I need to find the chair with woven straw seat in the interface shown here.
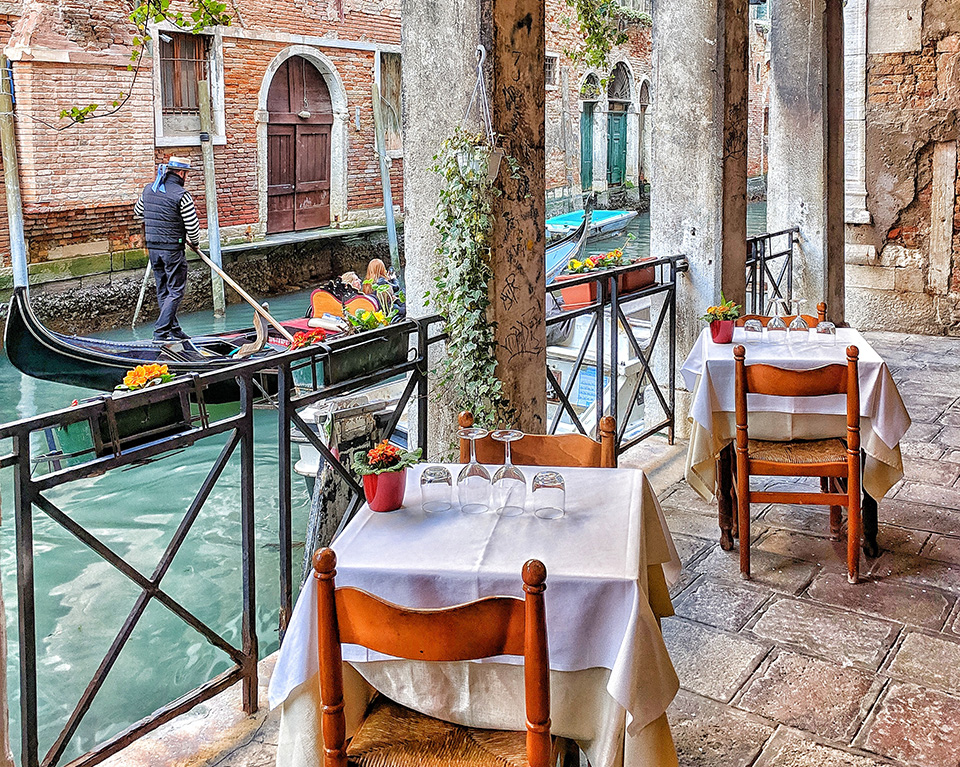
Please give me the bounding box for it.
[734,344,862,583]
[313,547,563,767]
[458,411,617,468]
[735,301,827,328]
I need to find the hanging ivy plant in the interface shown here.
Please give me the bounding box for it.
[561,0,629,72]
[425,128,519,429]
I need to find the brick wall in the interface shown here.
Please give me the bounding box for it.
[747,20,769,180]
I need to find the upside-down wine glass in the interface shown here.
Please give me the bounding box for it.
[457,428,491,514]
[533,470,566,519]
[420,465,453,513]
[787,298,810,343]
[766,299,789,342]
[491,430,526,516]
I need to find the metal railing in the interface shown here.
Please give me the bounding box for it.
[0,315,444,767]
[546,255,686,453]
[745,227,797,314]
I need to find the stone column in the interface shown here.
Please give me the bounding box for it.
[651,0,749,428]
[402,0,547,441]
[767,0,845,322]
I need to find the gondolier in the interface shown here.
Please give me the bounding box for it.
[134,156,201,342]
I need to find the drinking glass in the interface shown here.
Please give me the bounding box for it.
[457,428,491,514]
[533,470,565,519]
[491,430,526,516]
[787,298,809,343]
[744,319,764,344]
[420,465,453,513]
[766,299,789,341]
[815,321,837,345]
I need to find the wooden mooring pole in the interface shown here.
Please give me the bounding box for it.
[371,81,399,269]
[198,79,226,318]
[0,54,28,291]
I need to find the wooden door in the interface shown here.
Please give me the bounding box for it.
[267,57,333,233]
[607,111,627,187]
[580,104,594,191]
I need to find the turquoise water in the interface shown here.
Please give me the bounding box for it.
[0,289,316,762]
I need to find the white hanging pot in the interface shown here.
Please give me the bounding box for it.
[486,148,504,182]
[456,146,504,182]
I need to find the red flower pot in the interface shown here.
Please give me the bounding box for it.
[710,319,735,344]
[617,263,655,295]
[363,468,407,512]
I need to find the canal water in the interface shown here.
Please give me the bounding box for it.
[0,202,767,761]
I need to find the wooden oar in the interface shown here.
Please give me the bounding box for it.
[131,259,153,329]
[189,244,296,343]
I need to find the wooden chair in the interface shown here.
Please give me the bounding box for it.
[458,411,617,468]
[733,344,862,583]
[344,294,380,315]
[311,289,344,318]
[313,547,557,767]
[735,301,827,327]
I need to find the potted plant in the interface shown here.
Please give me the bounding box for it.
[701,294,742,344]
[554,248,656,310]
[352,439,422,512]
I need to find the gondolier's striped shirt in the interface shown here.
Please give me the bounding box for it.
[133,191,201,247]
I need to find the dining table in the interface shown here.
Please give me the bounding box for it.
[680,325,911,551]
[268,463,684,767]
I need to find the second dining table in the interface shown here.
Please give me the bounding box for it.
[268,463,683,767]
[680,325,911,551]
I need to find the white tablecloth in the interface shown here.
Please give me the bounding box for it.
[681,327,911,500]
[269,464,682,767]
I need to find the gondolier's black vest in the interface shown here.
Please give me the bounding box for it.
[141,174,187,250]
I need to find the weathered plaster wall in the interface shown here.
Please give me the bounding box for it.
[846,3,960,335]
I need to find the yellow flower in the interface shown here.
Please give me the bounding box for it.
[373,311,386,324]
[569,259,582,270]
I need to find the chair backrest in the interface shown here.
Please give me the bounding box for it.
[733,344,861,449]
[314,548,551,767]
[311,289,344,318]
[344,294,380,315]
[458,411,617,468]
[735,301,827,327]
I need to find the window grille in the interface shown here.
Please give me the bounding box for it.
[545,55,558,86]
[380,52,403,151]
[607,62,632,103]
[160,33,210,116]
[617,0,652,14]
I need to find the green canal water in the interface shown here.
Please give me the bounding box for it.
[0,202,767,761]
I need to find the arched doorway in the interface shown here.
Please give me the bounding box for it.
[580,74,600,191]
[267,56,333,233]
[606,63,632,187]
[638,80,650,185]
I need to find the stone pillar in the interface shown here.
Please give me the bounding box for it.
[768,0,845,322]
[651,0,749,425]
[402,0,547,441]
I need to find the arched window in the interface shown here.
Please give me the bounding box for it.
[607,63,632,104]
[639,80,650,107]
[580,74,601,102]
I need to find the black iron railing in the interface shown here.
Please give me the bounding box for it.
[745,227,797,314]
[546,255,686,453]
[0,315,444,767]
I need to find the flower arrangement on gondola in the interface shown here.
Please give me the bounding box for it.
[115,363,176,391]
[701,293,741,344]
[345,306,397,332]
[290,328,327,350]
[352,439,422,512]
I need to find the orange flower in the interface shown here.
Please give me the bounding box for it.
[367,439,402,469]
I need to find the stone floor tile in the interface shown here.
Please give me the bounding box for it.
[672,577,770,632]
[754,727,899,767]
[661,483,721,516]
[905,404,950,424]
[940,426,960,449]
[755,529,851,570]
[736,651,881,742]
[671,533,713,566]
[857,681,960,766]
[921,534,960,565]
[894,481,960,511]
[884,631,960,696]
[667,690,775,767]
[692,545,819,594]
[747,598,899,671]
[901,422,942,444]
[903,456,960,485]
[899,392,957,412]
[806,571,953,630]
[868,551,960,594]
[663,509,723,541]
[661,617,769,702]
[879,498,960,535]
[899,440,946,461]
[941,409,960,427]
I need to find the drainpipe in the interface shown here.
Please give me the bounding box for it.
[198,79,226,318]
[0,54,28,292]
[371,80,400,272]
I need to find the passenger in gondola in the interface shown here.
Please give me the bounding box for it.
[133,156,201,342]
[363,258,405,316]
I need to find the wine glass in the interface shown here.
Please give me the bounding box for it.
[533,470,565,519]
[491,430,526,516]
[787,298,809,343]
[457,428,491,514]
[420,465,453,513]
[766,299,788,341]
[816,321,837,345]
[744,319,764,344]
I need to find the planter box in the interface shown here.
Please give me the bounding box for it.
[91,390,193,457]
[322,325,411,386]
[555,261,656,310]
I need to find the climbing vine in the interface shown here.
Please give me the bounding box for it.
[561,0,629,72]
[425,129,518,429]
[55,0,231,128]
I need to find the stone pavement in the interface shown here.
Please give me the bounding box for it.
[142,330,960,767]
[660,330,960,767]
